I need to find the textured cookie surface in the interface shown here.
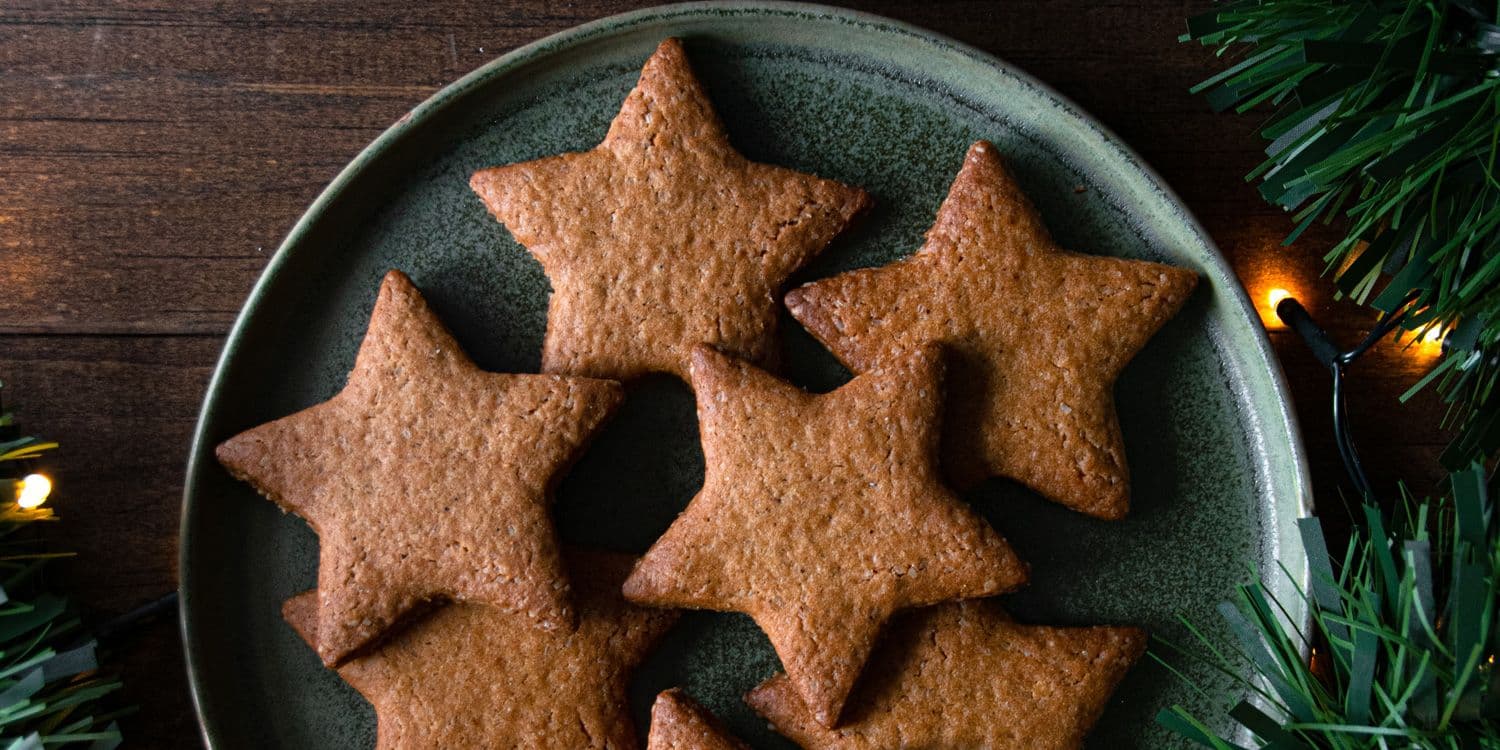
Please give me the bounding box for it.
[747,601,1146,750]
[646,689,750,750]
[283,550,678,750]
[622,344,1027,727]
[470,37,869,382]
[218,270,622,665]
[785,141,1197,519]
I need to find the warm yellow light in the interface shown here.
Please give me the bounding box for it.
[1409,324,1448,358]
[1267,288,1292,311]
[16,474,51,509]
[1260,287,1296,328]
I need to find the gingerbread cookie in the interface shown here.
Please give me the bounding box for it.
[282,550,677,750]
[785,141,1197,519]
[747,601,1146,749]
[218,270,622,665]
[470,38,869,382]
[646,689,749,750]
[623,344,1028,727]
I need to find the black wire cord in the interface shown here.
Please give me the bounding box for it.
[1275,294,1419,502]
[91,591,179,648]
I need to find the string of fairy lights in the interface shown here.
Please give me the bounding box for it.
[1255,281,1441,500]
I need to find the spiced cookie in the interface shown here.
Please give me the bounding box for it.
[786,141,1197,518]
[747,601,1146,749]
[470,38,869,382]
[646,689,749,750]
[623,344,1027,727]
[283,550,677,749]
[219,270,621,665]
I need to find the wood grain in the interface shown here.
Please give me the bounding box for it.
[0,1,1450,746]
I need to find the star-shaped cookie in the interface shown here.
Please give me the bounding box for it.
[747,601,1146,750]
[218,270,622,666]
[647,689,749,750]
[282,550,678,750]
[785,141,1197,519]
[623,344,1028,727]
[470,37,869,382]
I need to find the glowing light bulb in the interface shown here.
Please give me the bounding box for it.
[16,474,51,509]
[1267,288,1292,311]
[1408,325,1448,358]
[1261,287,1295,328]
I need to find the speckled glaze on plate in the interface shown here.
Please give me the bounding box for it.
[179,3,1311,747]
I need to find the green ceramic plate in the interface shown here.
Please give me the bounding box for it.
[179,3,1311,747]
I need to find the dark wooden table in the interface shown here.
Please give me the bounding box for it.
[0,1,1451,745]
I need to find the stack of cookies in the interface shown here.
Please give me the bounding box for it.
[218,37,1197,749]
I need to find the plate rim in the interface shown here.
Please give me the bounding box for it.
[178,2,1315,744]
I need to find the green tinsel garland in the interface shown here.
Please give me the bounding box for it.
[0,390,124,749]
[1156,463,1499,747]
[1184,0,1500,467]
[1165,1,1500,746]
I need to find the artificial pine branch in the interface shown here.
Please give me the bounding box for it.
[0,391,123,750]
[1184,0,1500,467]
[1155,463,1500,747]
